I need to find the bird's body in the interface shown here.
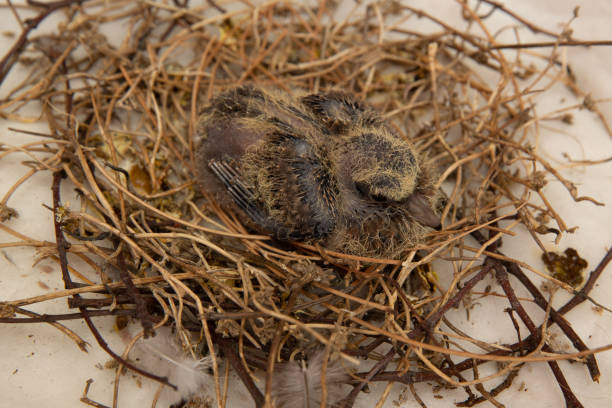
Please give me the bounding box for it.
[196,85,439,257]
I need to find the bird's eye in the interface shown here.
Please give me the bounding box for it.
[355,179,392,202]
[355,180,370,197]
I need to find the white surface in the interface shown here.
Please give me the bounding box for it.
[1,1,611,407]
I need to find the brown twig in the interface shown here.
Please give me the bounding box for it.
[217,336,265,407]
[495,263,584,408]
[0,0,86,84]
[52,171,177,390]
[490,40,612,49]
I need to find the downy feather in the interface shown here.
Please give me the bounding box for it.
[136,328,212,401]
[271,350,350,408]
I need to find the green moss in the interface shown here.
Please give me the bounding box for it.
[542,248,587,288]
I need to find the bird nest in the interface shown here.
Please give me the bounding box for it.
[1,1,611,407]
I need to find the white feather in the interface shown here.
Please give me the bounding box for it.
[135,328,212,400]
[271,350,350,408]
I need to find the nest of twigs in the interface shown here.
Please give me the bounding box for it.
[1,1,611,407]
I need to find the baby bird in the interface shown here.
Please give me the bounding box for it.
[196,85,439,258]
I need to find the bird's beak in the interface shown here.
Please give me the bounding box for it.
[406,193,441,229]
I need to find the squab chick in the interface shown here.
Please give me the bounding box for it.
[196,85,439,258]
